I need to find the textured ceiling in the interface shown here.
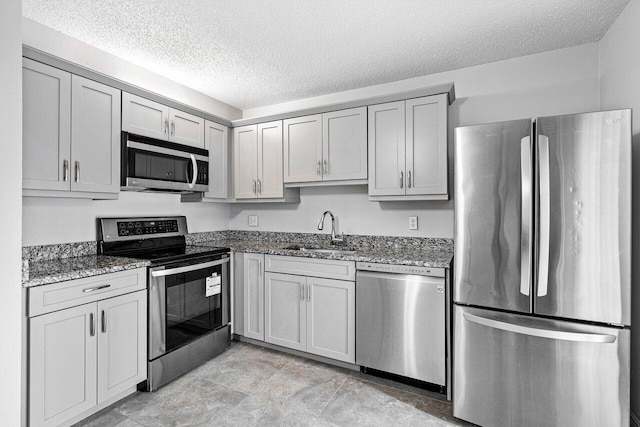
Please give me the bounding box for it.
[22,0,628,110]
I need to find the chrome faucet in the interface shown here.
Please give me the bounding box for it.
[317,211,344,245]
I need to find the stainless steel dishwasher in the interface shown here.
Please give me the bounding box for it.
[356,262,446,389]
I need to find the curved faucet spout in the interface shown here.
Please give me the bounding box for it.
[317,211,343,244]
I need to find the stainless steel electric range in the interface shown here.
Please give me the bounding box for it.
[97,216,230,391]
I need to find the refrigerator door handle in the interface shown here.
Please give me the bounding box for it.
[537,135,551,297]
[520,136,532,296]
[463,312,616,343]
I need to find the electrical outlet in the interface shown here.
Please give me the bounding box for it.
[248,215,259,227]
[409,216,418,230]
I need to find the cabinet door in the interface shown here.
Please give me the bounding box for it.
[122,92,169,140]
[22,58,71,191]
[169,108,205,149]
[322,107,367,181]
[405,94,448,196]
[203,120,229,199]
[29,303,97,427]
[264,272,307,352]
[233,125,258,199]
[70,75,121,194]
[368,101,406,196]
[97,291,147,404]
[283,114,323,183]
[243,253,265,341]
[306,278,355,363]
[257,120,284,198]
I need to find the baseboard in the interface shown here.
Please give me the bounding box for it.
[631,411,639,427]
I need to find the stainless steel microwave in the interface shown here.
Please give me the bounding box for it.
[121,132,209,193]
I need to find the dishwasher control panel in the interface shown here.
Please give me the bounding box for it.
[356,262,445,277]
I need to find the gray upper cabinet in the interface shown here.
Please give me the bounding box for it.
[122,92,205,149]
[202,120,230,200]
[71,75,121,194]
[283,108,367,184]
[22,58,120,198]
[368,94,448,200]
[322,107,367,181]
[233,121,284,199]
[23,58,71,192]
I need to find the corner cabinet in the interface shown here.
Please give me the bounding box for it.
[283,107,367,184]
[368,94,448,200]
[233,121,284,199]
[122,92,205,149]
[28,269,147,427]
[22,58,121,199]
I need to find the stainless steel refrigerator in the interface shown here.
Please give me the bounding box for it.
[453,110,631,427]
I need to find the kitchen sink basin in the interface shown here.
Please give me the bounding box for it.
[284,245,357,255]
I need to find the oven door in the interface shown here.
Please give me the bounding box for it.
[122,132,209,193]
[148,254,229,360]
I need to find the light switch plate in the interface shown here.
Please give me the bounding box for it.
[248,215,259,227]
[409,216,418,230]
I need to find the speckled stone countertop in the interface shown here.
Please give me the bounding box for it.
[187,231,453,268]
[22,242,150,288]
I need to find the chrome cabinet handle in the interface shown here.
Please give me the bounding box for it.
[253,180,257,194]
[317,160,322,175]
[257,179,262,194]
[307,284,311,301]
[89,313,95,337]
[63,160,69,182]
[537,135,551,297]
[164,118,169,135]
[83,284,111,293]
[323,159,328,175]
[171,121,175,136]
[75,161,80,183]
[400,171,404,189]
[408,170,412,188]
[101,310,107,333]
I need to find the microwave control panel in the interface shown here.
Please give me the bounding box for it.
[117,219,179,236]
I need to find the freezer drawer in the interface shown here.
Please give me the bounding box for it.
[356,271,445,386]
[453,305,629,427]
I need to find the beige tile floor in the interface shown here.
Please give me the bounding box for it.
[75,341,474,427]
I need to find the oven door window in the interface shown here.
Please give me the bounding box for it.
[164,264,223,353]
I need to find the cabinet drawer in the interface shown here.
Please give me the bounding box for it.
[265,255,355,281]
[29,268,147,317]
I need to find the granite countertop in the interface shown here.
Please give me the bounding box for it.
[189,238,453,268]
[23,255,150,288]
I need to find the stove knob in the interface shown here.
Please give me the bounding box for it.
[135,228,143,235]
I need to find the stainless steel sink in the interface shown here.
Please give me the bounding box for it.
[284,245,357,255]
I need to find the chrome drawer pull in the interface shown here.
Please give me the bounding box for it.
[83,284,111,293]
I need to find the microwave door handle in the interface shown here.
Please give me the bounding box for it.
[188,154,197,189]
[151,258,230,277]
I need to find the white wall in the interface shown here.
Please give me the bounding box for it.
[232,44,601,237]
[599,0,640,420]
[23,193,229,246]
[22,18,242,121]
[0,0,23,423]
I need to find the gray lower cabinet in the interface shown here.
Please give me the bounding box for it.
[28,270,147,427]
[22,58,121,199]
[242,253,265,341]
[264,272,355,363]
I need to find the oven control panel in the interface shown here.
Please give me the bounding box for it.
[117,219,179,236]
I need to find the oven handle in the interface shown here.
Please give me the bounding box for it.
[151,257,229,277]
